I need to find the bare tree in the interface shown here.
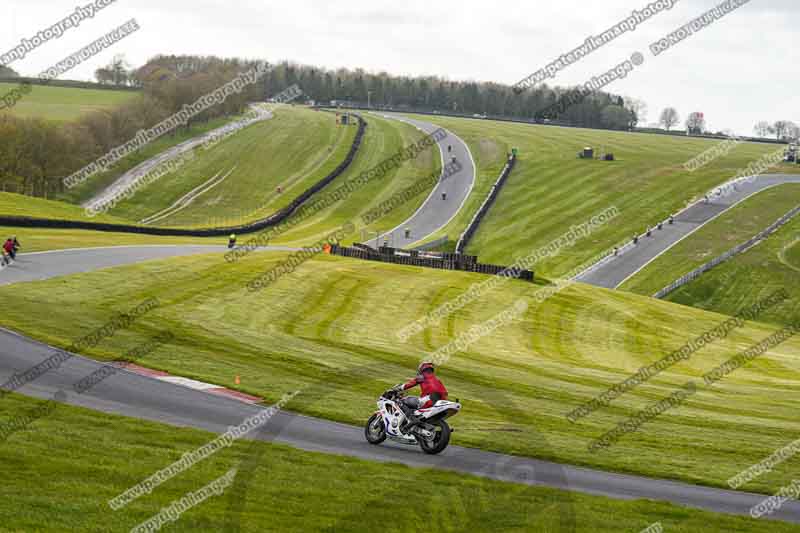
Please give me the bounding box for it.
[774,121,789,140]
[753,121,774,138]
[773,120,798,141]
[95,54,131,86]
[624,96,648,127]
[686,112,706,135]
[94,67,115,85]
[788,123,800,142]
[659,107,679,131]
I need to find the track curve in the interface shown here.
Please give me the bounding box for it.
[372,113,476,248]
[0,247,799,523]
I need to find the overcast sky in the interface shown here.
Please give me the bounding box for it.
[2,0,797,135]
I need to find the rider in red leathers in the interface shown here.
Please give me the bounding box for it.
[393,362,448,417]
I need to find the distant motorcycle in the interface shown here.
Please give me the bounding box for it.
[364,389,461,455]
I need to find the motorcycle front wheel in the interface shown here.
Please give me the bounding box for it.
[418,420,451,455]
[365,414,387,445]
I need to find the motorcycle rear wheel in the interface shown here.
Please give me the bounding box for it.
[418,420,451,455]
[365,414,387,444]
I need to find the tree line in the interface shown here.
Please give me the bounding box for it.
[2,54,644,199]
[262,60,641,129]
[0,55,262,198]
[657,107,798,142]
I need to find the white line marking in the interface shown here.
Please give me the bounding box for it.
[373,113,477,247]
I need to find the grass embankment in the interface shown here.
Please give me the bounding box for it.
[657,212,800,328]
[58,115,244,207]
[0,192,130,224]
[0,82,138,122]
[107,106,354,226]
[266,111,441,247]
[2,109,441,249]
[401,114,800,277]
[1,252,799,497]
[621,183,800,298]
[1,394,790,532]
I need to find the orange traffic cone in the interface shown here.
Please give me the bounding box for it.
[235,375,241,385]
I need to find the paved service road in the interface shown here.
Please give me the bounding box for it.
[371,113,476,249]
[576,174,800,289]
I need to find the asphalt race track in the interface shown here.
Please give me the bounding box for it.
[576,174,800,289]
[372,113,476,249]
[1,247,799,523]
[0,245,297,287]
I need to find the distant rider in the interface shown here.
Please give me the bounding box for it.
[228,234,237,249]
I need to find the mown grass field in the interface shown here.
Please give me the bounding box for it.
[0,192,130,225]
[59,114,243,207]
[107,106,356,226]
[266,111,441,247]
[621,183,800,298]
[0,109,441,250]
[6,108,441,249]
[1,394,790,533]
[401,114,800,277]
[660,212,800,328]
[2,252,800,498]
[0,82,138,122]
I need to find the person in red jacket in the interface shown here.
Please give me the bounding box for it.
[3,238,14,262]
[393,362,448,416]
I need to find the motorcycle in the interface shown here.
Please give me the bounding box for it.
[364,389,461,455]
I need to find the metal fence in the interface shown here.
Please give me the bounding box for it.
[330,244,534,281]
[654,204,800,299]
[455,154,517,254]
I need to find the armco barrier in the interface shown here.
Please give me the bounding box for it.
[330,244,533,281]
[455,154,517,254]
[0,114,366,238]
[654,204,800,299]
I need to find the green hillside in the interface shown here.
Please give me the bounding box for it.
[403,114,800,277]
[0,82,138,122]
[0,192,129,224]
[59,114,248,207]
[2,251,799,497]
[622,183,800,298]
[106,106,357,226]
[662,213,800,328]
[1,393,788,532]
